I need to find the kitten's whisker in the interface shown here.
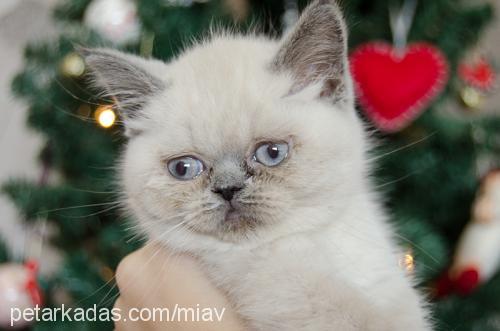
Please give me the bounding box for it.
[54,78,103,106]
[367,133,436,163]
[70,187,124,194]
[87,165,119,170]
[124,210,194,243]
[132,243,188,308]
[77,275,117,307]
[48,99,103,123]
[111,235,196,306]
[99,290,121,308]
[374,169,423,189]
[392,233,440,265]
[124,232,146,245]
[62,204,121,218]
[36,201,121,215]
[105,241,166,302]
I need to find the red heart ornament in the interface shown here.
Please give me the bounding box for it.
[350,42,449,132]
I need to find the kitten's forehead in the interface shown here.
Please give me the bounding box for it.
[149,37,294,156]
[172,36,280,87]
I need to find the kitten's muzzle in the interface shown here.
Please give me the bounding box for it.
[213,186,243,201]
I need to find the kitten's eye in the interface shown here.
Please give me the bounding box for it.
[254,142,289,167]
[167,157,204,180]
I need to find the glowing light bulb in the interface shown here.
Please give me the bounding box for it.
[399,250,415,273]
[60,53,86,77]
[95,105,116,128]
[404,253,414,272]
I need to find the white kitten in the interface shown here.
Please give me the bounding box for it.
[83,0,430,329]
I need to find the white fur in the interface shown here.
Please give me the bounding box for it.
[117,33,431,330]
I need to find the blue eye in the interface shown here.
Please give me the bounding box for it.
[167,156,204,180]
[254,142,289,167]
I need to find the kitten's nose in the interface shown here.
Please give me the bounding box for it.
[213,186,242,201]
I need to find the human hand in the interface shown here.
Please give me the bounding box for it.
[113,243,245,331]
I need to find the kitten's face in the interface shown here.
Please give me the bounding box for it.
[85,0,367,244]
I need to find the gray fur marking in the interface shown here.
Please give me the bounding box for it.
[273,0,349,101]
[80,48,165,119]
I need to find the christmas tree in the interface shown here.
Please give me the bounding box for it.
[2,0,499,330]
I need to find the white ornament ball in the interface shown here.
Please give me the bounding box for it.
[0,264,38,329]
[84,0,141,46]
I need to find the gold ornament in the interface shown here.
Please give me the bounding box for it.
[460,86,484,110]
[60,52,86,78]
[94,105,117,129]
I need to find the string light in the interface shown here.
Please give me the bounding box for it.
[94,105,117,129]
[60,52,86,78]
[399,250,415,273]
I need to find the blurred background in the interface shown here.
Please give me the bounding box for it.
[0,0,499,330]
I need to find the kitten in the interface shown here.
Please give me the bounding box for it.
[83,0,430,329]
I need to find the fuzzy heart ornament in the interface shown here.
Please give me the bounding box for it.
[350,42,449,132]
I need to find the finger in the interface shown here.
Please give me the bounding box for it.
[114,295,174,331]
[113,298,135,331]
[115,243,245,330]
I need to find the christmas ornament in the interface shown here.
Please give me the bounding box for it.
[84,0,141,46]
[460,86,484,110]
[60,52,86,78]
[95,105,117,129]
[436,170,500,296]
[350,0,449,132]
[0,260,42,328]
[458,57,496,110]
[350,43,448,132]
[459,57,496,91]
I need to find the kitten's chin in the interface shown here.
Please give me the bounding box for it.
[182,204,266,243]
[218,206,263,239]
[224,207,241,223]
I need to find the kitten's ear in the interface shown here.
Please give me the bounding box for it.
[273,0,352,104]
[79,48,166,134]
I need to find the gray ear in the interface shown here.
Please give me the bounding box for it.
[273,0,351,104]
[80,48,165,124]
